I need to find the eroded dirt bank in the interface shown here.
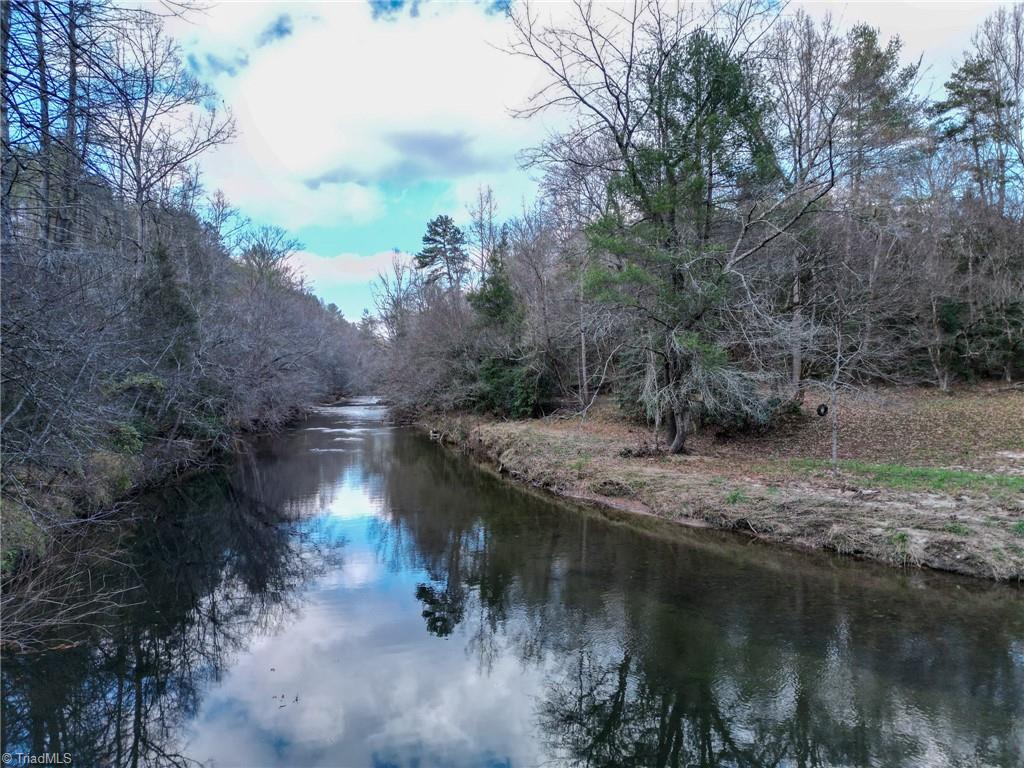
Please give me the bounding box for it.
[420,393,1024,581]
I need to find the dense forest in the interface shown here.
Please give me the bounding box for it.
[1,1,375,566]
[374,2,1023,454]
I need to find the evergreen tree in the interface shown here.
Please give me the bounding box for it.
[415,215,469,290]
[468,231,541,419]
[840,24,921,200]
[585,34,780,452]
[140,244,198,369]
[468,232,520,332]
[933,56,1012,209]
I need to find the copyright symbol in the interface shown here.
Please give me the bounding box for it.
[2,753,12,765]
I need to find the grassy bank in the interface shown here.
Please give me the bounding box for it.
[424,387,1024,581]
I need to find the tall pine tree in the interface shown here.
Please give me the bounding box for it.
[415,215,469,291]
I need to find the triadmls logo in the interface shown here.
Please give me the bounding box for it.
[2,754,74,766]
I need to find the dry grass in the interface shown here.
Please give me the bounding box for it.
[428,385,1024,581]
[700,384,1024,469]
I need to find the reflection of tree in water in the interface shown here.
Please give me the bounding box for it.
[1,440,344,767]
[374,431,1024,768]
[415,582,464,637]
[537,638,883,767]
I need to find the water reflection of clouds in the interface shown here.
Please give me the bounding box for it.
[184,427,544,766]
[325,477,384,521]
[283,463,384,522]
[305,427,374,434]
[182,549,546,766]
[316,549,380,590]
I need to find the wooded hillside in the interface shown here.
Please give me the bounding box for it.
[1,1,374,567]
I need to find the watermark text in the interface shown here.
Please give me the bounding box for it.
[2,754,73,766]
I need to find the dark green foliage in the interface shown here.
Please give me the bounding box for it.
[415,215,469,289]
[177,404,229,442]
[843,24,921,160]
[465,237,543,419]
[973,300,1024,379]
[576,31,785,451]
[140,244,199,367]
[931,54,1015,212]
[919,296,1024,382]
[933,56,1009,146]
[624,31,777,240]
[475,356,540,419]
[706,395,796,436]
[109,422,144,454]
[468,241,522,332]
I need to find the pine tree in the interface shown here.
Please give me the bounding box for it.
[584,34,780,453]
[933,56,1011,209]
[841,24,921,201]
[414,215,469,290]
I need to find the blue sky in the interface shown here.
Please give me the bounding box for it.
[171,0,999,320]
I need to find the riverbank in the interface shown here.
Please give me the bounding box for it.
[0,401,326,577]
[422,387,1024,581]
[3,439,205,574]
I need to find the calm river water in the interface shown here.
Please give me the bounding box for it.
[2,401,1022,767]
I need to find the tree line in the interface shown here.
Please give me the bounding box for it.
[1,1,373,563]
[374,1,1024,455]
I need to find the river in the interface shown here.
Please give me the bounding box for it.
[1,401,1022,767]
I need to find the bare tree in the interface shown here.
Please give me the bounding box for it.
[94,10,234,256]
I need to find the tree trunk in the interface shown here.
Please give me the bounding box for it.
[829,382,839,475]
[1,0,13,238]
[667,399,689,454]
[791,315,804,402]
[929,297,951,391]
[59,0,79,245]
[790,259,804,402]
[578,280,588,406]
[703,153,713,244]
[33,0,52,244]
[138,204,145,255]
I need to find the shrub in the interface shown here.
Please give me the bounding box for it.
[475,356,541,419]
[109,422,144,454]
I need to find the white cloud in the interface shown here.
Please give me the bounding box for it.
[286,249,414,317]
[169,2,553,232]
[175,1,997,229]
[289,249,409,286]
